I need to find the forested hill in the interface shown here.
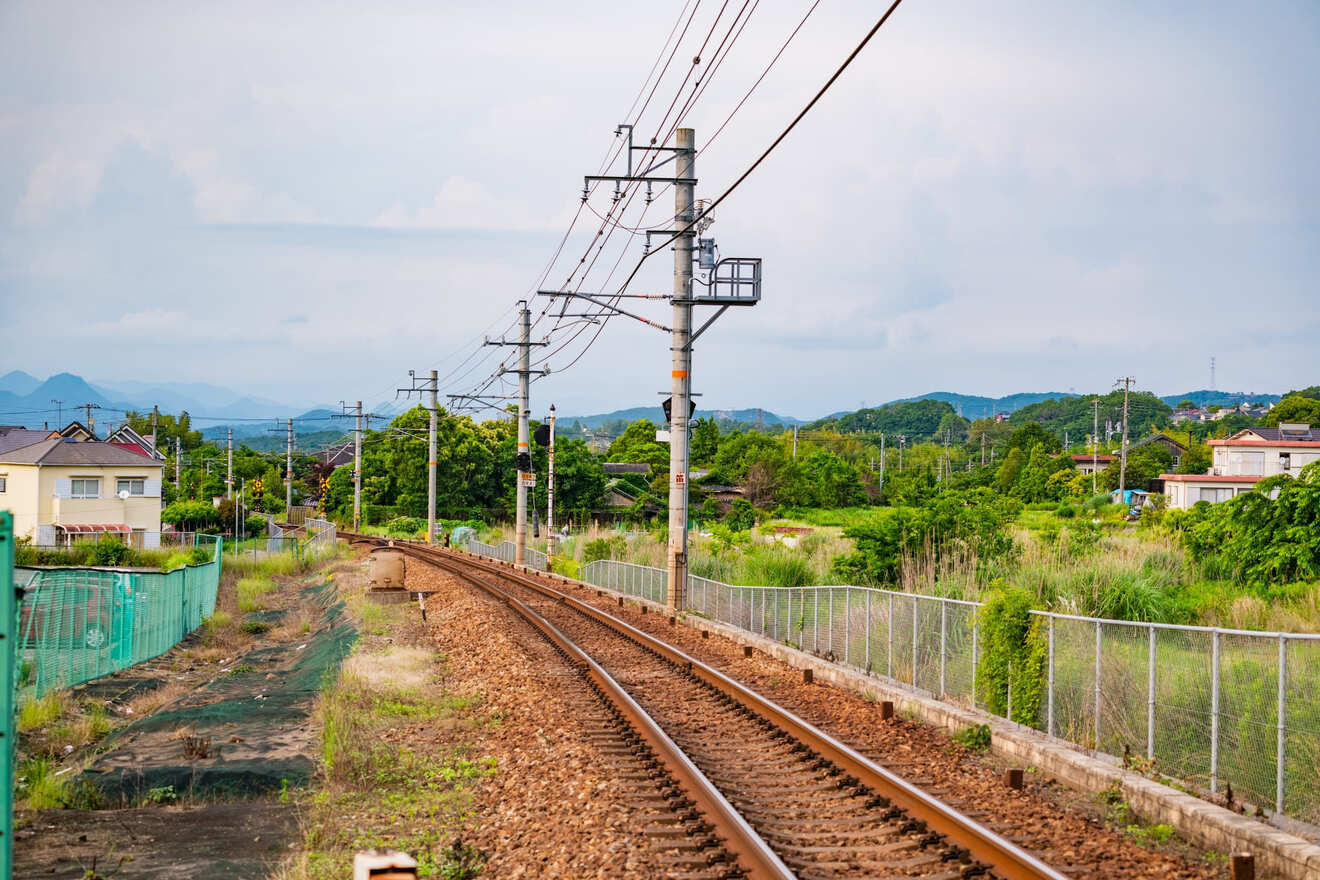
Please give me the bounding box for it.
[1007,391,1171,438]
[805,398,965,441]
[883,390,1074,419]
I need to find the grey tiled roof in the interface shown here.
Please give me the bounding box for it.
[0,438,164,466]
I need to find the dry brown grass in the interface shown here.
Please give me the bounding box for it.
[123,680,193,717]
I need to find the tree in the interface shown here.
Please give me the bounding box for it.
[691,417,721,466]
[798,449,865,507]
[1176,443,1211,475]
[1103,443,1173,492]
[606,420,669,470]
[1176,399,1196,410]
[996,447,1025,493]
[1263,395,1320,428]
[1005,422,1061,456]
[711,430,786,483]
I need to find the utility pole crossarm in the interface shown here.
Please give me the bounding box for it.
[536,290,671,331]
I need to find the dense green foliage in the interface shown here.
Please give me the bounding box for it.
[831,489,1021,585]
[1170,462,1320,584]
[1009,390,1172,441]
[807,398,965,441]
[1263,395,1320,427]
[974,587,1047,724]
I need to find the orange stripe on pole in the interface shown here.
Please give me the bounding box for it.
[672,370,689,378]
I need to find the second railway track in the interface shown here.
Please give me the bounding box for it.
[346,534,1070,880]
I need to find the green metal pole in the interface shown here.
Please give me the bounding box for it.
[1,512,15,878]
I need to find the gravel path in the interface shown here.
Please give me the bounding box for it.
[404,561,677,878]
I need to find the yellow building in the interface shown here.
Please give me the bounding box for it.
[0,435,165,547]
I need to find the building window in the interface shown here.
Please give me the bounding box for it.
[70,478,100,498]
[1279,453,1291,472]
[0,475,6,493]
[117,478,146,496]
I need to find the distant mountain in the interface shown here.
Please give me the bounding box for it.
[0,370,41,396]
[884,391,1076,420]
[558,405,806,432]
[1159,390,1282,409]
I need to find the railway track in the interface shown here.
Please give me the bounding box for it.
[345,534,1070,880]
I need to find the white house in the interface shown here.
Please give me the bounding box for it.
[1160,423,1319,510]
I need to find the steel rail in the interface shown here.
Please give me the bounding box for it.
[348,534,1068,880]
[345,533,793,880]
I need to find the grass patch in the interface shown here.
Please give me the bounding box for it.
[237,576,277,612]
[278,637,492,879]
[952,723,991,750]
[18,693,68,732]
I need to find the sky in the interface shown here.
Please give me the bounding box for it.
[1,0,1317,420]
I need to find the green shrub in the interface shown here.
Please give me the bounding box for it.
[550,556,581,580]
[88,535,133,566]
[953,723,991,750]
[1098,575,1175,622]
[975,586,1047,724]
[1055,504,1076,519]
[582,536,626,564]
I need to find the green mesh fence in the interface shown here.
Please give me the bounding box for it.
[18,535,222,698]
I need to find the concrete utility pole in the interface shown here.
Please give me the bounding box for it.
[79,402,101,436]
[51,399,63,426]
[175,437,182,492]
[1092,398,1100,495]
[354,402,362,531]
[150,405,159,456]
[540,124,759,608]
[792,425,798,459]
[427,370,438,543]
[285,419,294,513]
[515,307,531,566]
[666,127,696,611]
[226,428,234,499]
[1116,378,1134,496]
[398,371,441,542]
[878,432,886,499]
[546,405,556,569]
[484,302,547,567]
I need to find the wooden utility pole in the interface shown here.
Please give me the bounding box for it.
[226,428,234,499]
[1116,378,1135,496]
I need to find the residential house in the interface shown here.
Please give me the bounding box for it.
[0,432,165,546]
[107,424,167,461]
[1159,423,1320,510]
[1070,453,1114,476]
[319,442,355,469]
[1135,433,1188,468]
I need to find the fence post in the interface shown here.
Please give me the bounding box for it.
[1007,659,1013,722]
[1094,620,1102,750]
[1211,629,1221,793]
[1276,634,1286,814]
[1147,624,1156,760]
[814,591,820,653]
[1,512,15,880]
[939,600,947,698]
[843,589,850,663]
[911,595,919,689]
[865,590,872,672]
[828,589,834,658]
[1047,615,1055,737]
[972,616,979,707]
[887,592,894,678]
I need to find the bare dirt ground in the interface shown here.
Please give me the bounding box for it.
[14,558,355,880]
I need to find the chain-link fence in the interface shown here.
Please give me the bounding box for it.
[469,539,545,570]
[17,535,224,698]
[567,557,1320,824]
[302,518,337,559]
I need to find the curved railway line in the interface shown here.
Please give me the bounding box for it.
[345,533,1074,880]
